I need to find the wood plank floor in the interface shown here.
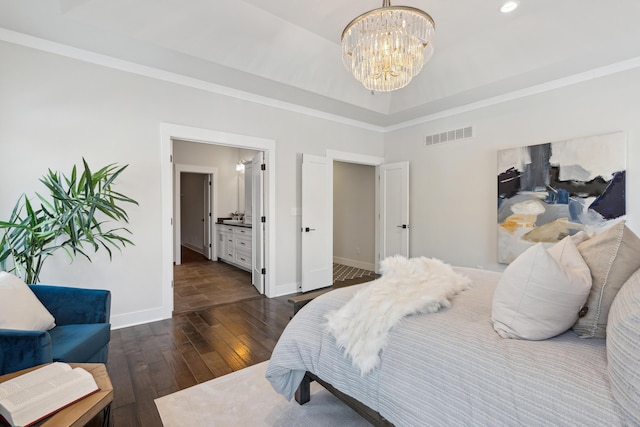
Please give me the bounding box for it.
[105,248,376,426]
[173,247,261,313]
[107,294,292,426]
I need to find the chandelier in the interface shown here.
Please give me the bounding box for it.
[341,0,435,92]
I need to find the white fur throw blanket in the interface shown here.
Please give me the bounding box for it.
[325,256,471,375]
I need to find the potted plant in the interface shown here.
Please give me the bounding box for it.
[0,159,138,284]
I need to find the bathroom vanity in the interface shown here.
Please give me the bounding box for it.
[217,223,252,272]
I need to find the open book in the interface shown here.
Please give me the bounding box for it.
[0,362,99,427]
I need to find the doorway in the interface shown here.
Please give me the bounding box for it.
[160,123,276,319]
[175,170,214,263]
[333,161,376,284]
[172,142,264,312]
[300,149,409,293]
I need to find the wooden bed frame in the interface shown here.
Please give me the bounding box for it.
[295,371,395,427]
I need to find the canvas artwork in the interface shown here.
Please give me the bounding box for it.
[497,132,626,264]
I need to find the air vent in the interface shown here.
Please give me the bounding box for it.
[425,126,473,146]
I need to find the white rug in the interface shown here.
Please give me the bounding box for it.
[154,361,371,427]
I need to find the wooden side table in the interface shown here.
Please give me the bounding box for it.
[0,363,113,427]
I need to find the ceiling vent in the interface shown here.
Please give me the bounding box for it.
[425,126,473,146]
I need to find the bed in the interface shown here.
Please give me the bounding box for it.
[265,263,640,426]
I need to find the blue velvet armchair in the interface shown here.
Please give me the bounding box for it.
[0,284,111,375]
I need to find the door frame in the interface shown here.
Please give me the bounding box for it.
[160,123,276,319]
[173,165,217,265]
[325,150,385,273]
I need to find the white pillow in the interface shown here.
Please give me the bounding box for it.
[0,272,56,331]
[492,237,592,340]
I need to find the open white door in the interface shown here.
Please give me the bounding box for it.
[301,154,333,292]
[251,152,265,294]
[378,161,410,268]
[204,174,213,260]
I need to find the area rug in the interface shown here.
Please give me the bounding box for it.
[333,263,375,283]
[154,361,370,427]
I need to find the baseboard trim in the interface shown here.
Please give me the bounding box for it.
[182,242,205,255]
[111,307,167,330]
[333,257,375,272]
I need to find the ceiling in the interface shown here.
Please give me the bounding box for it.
[2,0,640,128]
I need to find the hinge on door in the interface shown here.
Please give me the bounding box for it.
[261,268,266,275]
[261,163,266,171]
[261,216,266,223]
[170,154,173,163]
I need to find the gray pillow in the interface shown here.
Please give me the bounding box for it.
[607,268,640,424]
[574,221,640,338]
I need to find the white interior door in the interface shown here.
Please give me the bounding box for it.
[251,152,265,294]
[301,154,333,292]
[378,161,410,267]
[204,174,213,260]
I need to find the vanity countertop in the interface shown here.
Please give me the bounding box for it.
[216,221,252,229]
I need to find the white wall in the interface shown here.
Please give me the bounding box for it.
[174,140,257,218]
[0,41,384,328]
[384,66,640,272]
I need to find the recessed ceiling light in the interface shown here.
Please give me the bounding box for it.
[500,1,519,13]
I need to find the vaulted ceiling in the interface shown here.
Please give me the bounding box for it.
[2,1,640,128]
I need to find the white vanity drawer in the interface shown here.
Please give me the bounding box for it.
[234,248,252,270]
[233,227,252,237]
[234,235,251,251]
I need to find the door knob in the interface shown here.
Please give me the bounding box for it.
[396,224,409,229]
[302,227,317,232]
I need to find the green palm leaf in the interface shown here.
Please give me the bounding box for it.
[0,158,138,283]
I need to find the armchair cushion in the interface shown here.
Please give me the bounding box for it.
[0,272,56,331]
[49,323,110,363]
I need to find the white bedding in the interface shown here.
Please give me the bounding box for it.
[266,267,628,426]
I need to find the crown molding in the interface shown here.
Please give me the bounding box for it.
[3,27,640,134]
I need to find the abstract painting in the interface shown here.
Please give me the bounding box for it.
[497,132,626,263]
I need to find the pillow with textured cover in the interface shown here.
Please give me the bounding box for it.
[607,268,640,425]
[0,271,56,331]
[574,221,640,338]
[492,236,592,340]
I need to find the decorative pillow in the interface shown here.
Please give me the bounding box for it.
[607,268,640,424]
[492,237,592,340]
[569,230,592,246]
[0,272,56,331]
[574,221,640,338]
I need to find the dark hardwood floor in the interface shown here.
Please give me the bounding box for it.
[173,247,261,313]
[107,294,292,426]
[105,248,376,426]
